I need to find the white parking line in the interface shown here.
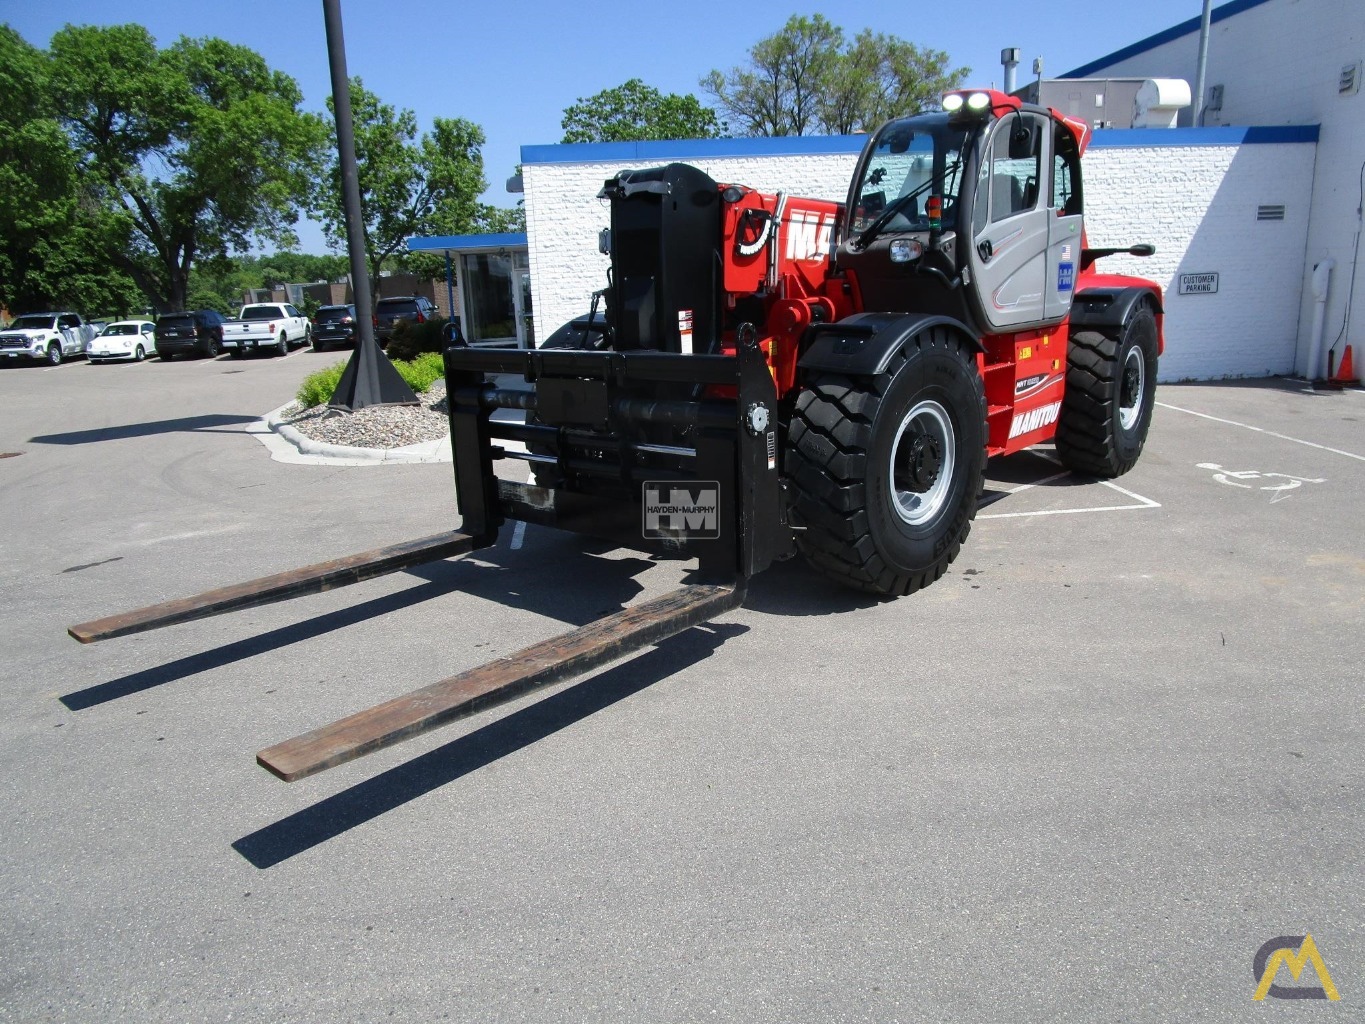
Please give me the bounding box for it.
[978,450,1161,519]
[1156,401,1365,463]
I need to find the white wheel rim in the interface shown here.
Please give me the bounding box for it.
[1120,346,1145,431]
[889,399,956,526]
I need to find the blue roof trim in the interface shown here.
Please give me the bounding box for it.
[407,232,527,252]
[521,134,868,165]
[1064,0,1277,78]
[1090,124,1318,148]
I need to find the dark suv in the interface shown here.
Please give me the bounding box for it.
[156,309,228,360]
[311,304,358,350]
[374,295,437,347]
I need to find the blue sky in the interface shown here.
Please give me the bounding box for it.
[4,0,1212,253]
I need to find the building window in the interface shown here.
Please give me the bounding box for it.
[460,253,516,342]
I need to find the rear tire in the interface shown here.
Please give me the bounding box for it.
[787,326,986,597]
[276,333,288,357]
[1055,304,1158,478]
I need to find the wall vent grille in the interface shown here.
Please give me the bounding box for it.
[1342,62,1361,96]
[1257,205,1287,221]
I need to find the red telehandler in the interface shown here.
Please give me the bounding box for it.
[70,89,1163,781]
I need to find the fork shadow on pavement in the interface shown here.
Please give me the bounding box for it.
[60,532,654,712]
[232,622,745,869]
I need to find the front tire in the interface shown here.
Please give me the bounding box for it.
[134,344,145,362]
[46,344,62,366]
[1055,304,1158,478]
[787,327,986,597]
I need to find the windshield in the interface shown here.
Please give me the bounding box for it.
[851,118,970,238]
[101,324,140,336]
[9,315,57,330]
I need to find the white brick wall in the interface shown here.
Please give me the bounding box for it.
[1065,0,1364,376]
[1083,140,1315,379]
[523,133,1315,382]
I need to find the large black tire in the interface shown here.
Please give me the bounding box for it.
[275,333,288,357]
[1055,303,1158,478]
[787,327,986,597]
[45,343,62,366]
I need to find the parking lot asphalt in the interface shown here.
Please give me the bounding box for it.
[1,350,1362,1022]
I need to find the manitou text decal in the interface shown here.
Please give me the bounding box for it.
[784,211,835,262]
[1008,400,1061,439]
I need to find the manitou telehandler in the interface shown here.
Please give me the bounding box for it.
[70,89,1163,782]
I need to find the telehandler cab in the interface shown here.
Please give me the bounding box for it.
[70,89,1162,781]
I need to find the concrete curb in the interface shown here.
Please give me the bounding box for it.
[254,404,453,466]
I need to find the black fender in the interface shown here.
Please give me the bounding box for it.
[797,312,982,378]
[1069,286,1162,332]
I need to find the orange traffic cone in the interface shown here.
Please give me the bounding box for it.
[1329,344,1359,385]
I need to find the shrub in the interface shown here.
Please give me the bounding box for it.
[295,352,445,408]
[392,350,445,394]
[386,317,449,361]
[296,360,348,408]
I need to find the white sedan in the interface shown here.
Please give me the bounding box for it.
[87,320,158,363]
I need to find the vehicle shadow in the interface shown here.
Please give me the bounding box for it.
[231,622,744,869]
[60,534,654,712]
[30,414,260,445]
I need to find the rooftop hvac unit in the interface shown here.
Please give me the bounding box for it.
[1132,78,1192,128]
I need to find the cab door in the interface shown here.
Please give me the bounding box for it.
[1045,120,1085,321]
[967,112,1053,331]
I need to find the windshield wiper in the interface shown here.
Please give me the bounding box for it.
[854,159,961,250]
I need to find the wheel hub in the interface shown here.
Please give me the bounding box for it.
[1119,346,1146,431]
[1121,365,1141,407]
[898,432,943,492]
[889,399,956,527]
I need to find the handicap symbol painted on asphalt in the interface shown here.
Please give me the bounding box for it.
[1196,463,1326,502]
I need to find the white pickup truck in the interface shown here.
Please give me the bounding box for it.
[221,302,311,357]
[0,312,98,365]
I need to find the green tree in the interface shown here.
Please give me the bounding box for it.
[702,15,842,136]
[820,31,968,134]
[561,78,722,143]
[316,79,491,298]
[46,24,325,312]
[703,16,969,136]
[0,27,141,313]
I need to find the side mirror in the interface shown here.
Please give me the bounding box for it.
[1129,243,1156,257]
[1007,115,1038,161]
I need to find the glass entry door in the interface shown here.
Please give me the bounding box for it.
[515,270,534,348]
